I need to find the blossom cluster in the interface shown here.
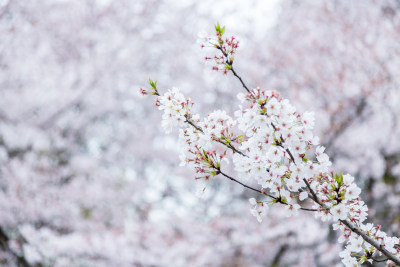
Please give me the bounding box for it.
[145,26,400,266]
[198,23,240,74]
[156,87,193,134]
[337,223,400,266]
[233,87,399,265]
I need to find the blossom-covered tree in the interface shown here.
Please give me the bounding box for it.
[1,0,400,266]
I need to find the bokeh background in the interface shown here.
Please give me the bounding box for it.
[1,0,399,266]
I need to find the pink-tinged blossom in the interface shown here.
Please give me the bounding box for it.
[289,163,306,180]
[289,140,306,156]
[301,111,315,130]
[330,204,349,221]
[266,97,281,116]
[343,174,355,185]
[339,249,358,267]
[314,206,332,222]
[249,198,269,223]
[266,146,284,163]
[345,184,361,200]
[315,146,332,170]
[285,177,304,192]
[347,236,363,253]
[315,146,325,157]
[285,204,300,217]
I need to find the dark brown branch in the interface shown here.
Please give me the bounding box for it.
[297,206,319,212]
[218,170,317,212]
[271,123,296,164]
[218,170,269,196]
[230,66,252,95]
[216,46,253,96]
[275,142,296,164]
[371,256,388,262]
[218,140,247,157]
[184,117,203,132]
[285,148,296,164]
[303,178,322,206]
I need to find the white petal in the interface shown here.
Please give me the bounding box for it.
[299,191,308,201]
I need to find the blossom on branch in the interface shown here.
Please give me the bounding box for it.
[143,25,400,267]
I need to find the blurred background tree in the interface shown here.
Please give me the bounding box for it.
[0,0,399,266]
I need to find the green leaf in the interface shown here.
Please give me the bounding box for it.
[202,149,208,159]
[214,22,225,36]
[334,174,339,183]
[333,172,343,188]
[215,22,220,32]
[148,78,157,89]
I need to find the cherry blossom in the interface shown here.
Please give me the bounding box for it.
[144,23,400,266]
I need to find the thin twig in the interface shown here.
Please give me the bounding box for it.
[271,122,296,163]
[216,46,253,97]
[303,178,322,206]
[218,141,247,157]
[219,170,268,196]
[218,170,317,212]
[230,67,252,95]
[184,117,203,132]
[371,256,389,263]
